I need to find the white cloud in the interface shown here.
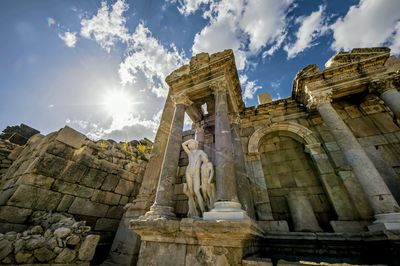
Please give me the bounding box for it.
[80,0,129,52]
[119,23,188,97]
[58,31,77,48]
[239,74,261,100]
[240,0,293,54]
[170,0,212,16]
[284,5,327,59]
[187,0,294,99]
[330,0,400,53]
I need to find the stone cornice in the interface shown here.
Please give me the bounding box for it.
[165,50,245,113]
[293,51,391,105]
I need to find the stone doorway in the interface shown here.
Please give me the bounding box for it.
[259,134,336,232]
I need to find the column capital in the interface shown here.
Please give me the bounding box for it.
[171,94,193,106]
[369,75,400,95]
[305,89,332,110]
[209,79,228,94]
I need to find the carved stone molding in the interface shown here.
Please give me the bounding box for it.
[369,74,400,95]
[171,94,193,106]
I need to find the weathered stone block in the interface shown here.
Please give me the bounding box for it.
[68,198,108,217]
[16,173,55,189]
[59,162,89,183]
[80,168,107,189]
[101,174,120,191]
[56,126,87,149]
[91,190,121,205]
[370,112,399,133]
[106,206,124,219]
[95,218,120,231]
[35,189,62,211]
[0,187,16,205]
[0,206,32,223]
[7,185,38,209]
[46,140,74,160]
[57,194,75,212]
[34,153,68,178]
[52,180,94,199]
[115,179,135,196]
[138,241,186,266]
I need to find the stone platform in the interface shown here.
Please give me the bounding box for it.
[130,218,263,266]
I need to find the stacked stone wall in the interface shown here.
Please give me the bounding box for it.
[0,139,21,176]
[0,211,99,265]
[240,94,400,231]
[0,126,151,262]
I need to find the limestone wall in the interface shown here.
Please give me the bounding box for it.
[0,139,21,176]
[240,94,400,232]
[0,126,151,262]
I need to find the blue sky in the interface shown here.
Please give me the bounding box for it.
[1,0,399,141]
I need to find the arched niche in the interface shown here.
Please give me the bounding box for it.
[247,122,356,232]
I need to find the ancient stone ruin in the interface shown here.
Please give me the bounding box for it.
[1,47,400,265]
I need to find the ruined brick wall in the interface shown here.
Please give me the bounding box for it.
[0,140,21,176]
[0,126,151,261]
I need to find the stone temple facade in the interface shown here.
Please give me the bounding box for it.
[1,47,400,265]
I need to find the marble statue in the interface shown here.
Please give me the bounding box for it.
[201,157,216,210]
[182,139,215,217]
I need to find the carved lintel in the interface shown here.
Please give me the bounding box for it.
[305,88,332,110]
[171,94,193,106]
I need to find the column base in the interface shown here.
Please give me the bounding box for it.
[368,212,400,231]
[203,201,250,220]
[141,204,176,220]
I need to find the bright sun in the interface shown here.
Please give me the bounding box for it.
[101,89,134,119]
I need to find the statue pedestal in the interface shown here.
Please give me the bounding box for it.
[130,217,263,266]
[203,201,250,220]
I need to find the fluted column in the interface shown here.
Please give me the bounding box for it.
[204,80,249,220]
[307,90,400,231]
[146,94,192,218]
[371,78,400,119]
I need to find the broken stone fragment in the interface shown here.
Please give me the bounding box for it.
[33,246,56,262]
[78,234,100,261]
[55,248,76,263]
[54,227,71,238]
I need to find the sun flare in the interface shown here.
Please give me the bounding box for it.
[101,89,132,116]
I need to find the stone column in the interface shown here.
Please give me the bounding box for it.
[146,95,192,218]
[308,91,400,231]
[372,78,400,119]
[204,80,249,220]
[106,92,175,266]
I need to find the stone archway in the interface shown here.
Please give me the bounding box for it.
[247,122,356,232]
[248,121,319,155]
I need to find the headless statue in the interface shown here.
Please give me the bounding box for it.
[182,139,207,216]
[201,156,216,210]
